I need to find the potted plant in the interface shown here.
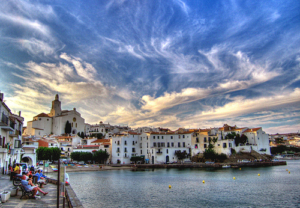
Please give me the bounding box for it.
[0,191,11,202]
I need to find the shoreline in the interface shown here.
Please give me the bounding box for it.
[43,161,287,173]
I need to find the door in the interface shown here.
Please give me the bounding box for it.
[152,156,154,164]
[166,155,169,163]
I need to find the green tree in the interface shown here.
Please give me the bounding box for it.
[174,150,188,162]
[36,147,61,161]
[65,120,71,134]
[80,132,85,139]
[71,152,81,161]
[275,138,284,144]
[81,152,93,163]
[130,156,144,164]
[93,150,110,164]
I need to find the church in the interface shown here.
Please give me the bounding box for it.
[26,94,85,137]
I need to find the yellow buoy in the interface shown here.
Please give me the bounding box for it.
[233,177,236,180]
[169,185,171,189]
[289,171,290,174]
[286,169,288,171]
[258,174,260,176]
[239,168,241,170]
[202,180,205,184]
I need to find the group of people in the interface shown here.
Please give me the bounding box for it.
[21,170,49,199]
[10,163,49,199]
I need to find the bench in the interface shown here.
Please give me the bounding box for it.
[20,185,34,199]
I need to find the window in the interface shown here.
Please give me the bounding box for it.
[76,123,77,128]
[183,135,185,138]
[178,142,181,147]
[195,144,198,149]
[158,143,161,147]
[171,136,173,139]
[153,136,155,139]
[117,147,120,152]
[124,147,127,152]
[152,149,153,154]
[153,142,156,147]
[166,149,168,154]
[204,144,207,148]
[147,143,148,148]
[223,143,227,148]
[167,142,170,147]
[162,136,164,139]
[39,118,41,120]
[117,141,120,145]
[140,150,142,154]
[204,137,207,142]
[196,138,199,143]
[229,143,232,147]
[183,142,185,147]
[141,137,142,141]
[124,141,127,145]
[171,142,174,147]
[161,142,165,147]
[47,119,49,121]
[157,136,159,139]
[140,143,142,148]
[147,136,148,140]
[132,141,135,145]
[218,144,220,146]
[14,140,21,148]
[179,135,181,139]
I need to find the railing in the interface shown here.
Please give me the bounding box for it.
[10,121,15,129]
[156,151,163,154]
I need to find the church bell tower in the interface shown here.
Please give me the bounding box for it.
[49,94,62,117]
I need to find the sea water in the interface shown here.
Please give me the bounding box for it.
[67,161,300,208]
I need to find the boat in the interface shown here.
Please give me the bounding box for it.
[222,165,231,168]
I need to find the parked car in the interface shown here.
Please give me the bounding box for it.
[19,163,29,174]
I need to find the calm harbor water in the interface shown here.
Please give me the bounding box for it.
[62,161,300,208]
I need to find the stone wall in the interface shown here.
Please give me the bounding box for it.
[48,178,84,208]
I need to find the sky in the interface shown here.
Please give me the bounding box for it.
[0,0,299,134]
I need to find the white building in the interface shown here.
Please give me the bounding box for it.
[26,94,85,137]
[0,92,23,174]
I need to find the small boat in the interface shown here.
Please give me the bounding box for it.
[231,166,239,168]
[222,165,231,168]
[52,168,58,172]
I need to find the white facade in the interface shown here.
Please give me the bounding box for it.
[0,92,23,174]
[26,94,86,137]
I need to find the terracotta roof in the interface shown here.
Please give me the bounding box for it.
[55,136,73,139]
[244,128,261,133]
[35,113,50,118]
[91,139,111,143]
[75,145,100,149]
[150,131,192,135]
[199,129,210,132]
[128,132,141,135]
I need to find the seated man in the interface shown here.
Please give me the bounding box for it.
[20,175,39,199]
[34,170,46,186]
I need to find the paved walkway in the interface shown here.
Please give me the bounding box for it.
[0,174,67,208]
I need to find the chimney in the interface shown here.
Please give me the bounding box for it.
[0,92,3,101]
[19,111,21,117]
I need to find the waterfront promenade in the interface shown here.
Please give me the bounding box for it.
[0,174,67,208]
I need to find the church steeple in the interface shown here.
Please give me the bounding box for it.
[49,94,62,117]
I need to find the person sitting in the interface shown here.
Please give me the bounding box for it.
[27,175,48,196]
[20,175,39,199]
[14,164,20,174]
[34,170,46,186]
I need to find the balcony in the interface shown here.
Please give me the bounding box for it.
[156,150,163,154]
[0,148,8,153]
[0,112,9,126]
[9,130,20,137]
[22,143,39,149]
[124,155,129,158]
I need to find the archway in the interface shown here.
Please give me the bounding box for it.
[21,156,34,166]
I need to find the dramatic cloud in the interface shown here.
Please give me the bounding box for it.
[1,0,299,133]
